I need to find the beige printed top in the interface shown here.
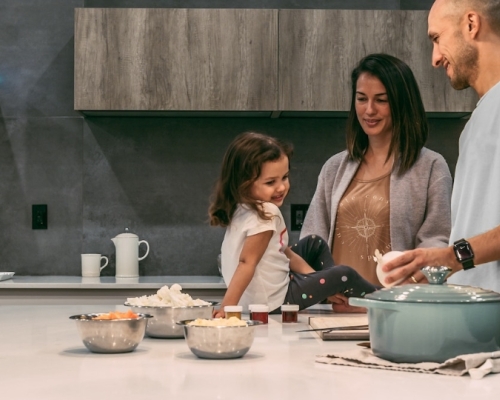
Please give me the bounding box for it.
[332,171,391,286]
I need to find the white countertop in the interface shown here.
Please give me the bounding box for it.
[1,304,499,400]
[0,275,226,289]
[0,276,226,306]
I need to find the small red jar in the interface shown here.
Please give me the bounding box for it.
[250,305,269,324]
[281,304,299,323]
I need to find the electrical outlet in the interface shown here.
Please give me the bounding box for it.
[290,204,309,231]
[32,204,48,229]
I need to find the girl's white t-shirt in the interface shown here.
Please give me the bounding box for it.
[221,202,290,312]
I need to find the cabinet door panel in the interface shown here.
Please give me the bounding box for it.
[279,10,477,112]
[75,8,278,111]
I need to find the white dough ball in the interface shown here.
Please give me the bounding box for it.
[375,250,405,288]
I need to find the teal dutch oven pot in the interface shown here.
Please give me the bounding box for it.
[349,266,500,363]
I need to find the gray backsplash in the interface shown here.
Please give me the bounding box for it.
[0,0,466,276]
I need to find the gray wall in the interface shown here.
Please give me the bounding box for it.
[0,0,465,277]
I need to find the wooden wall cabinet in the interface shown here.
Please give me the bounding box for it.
[75,8,476,115]
[74,8,278,112]
[278,10,477,113]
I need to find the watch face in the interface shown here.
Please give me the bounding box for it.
[456,242,473,260]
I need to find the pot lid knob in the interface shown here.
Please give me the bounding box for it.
[420,266,452,285]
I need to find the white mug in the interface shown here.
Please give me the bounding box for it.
[81,254,109,277]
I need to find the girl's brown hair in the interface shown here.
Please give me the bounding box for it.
[209,132,293,227]
[346,53,428,174]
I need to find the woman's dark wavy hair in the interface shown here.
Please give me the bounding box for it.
[209,132,293,227]
[346,53,428,174]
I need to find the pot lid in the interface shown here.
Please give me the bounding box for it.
[113,228,138,239]
[366,266,500,303]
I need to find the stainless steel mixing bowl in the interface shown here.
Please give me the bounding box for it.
[124,302,215,338]
[69,313,152,353]
[177,319,259,359]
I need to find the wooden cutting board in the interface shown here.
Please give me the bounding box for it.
[308,315,369,340]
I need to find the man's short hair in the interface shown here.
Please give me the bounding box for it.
[450,0,500,36]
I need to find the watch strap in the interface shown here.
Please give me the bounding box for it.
[461,258,475,270]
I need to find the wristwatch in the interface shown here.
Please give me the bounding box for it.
[453,239,475,270]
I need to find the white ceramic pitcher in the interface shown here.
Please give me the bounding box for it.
[111,229,150,278]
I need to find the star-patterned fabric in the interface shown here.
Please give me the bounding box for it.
[333,171,391,286]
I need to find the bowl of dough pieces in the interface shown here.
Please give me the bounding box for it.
[125,284,216,338]
[177,318,260,359]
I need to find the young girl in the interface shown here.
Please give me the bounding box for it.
[209,132,377,317]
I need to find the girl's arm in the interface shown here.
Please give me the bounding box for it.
[214,230,273,318]
[284,247,315,275]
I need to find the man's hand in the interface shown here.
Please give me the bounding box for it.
[382,246,459,285]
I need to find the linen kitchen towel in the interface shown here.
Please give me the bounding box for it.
[316,348,500,379]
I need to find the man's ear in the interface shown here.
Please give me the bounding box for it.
[466,12,481,39]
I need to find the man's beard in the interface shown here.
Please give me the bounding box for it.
[449,33,479,90]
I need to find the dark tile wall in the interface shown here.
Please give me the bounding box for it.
[0,0,466,276]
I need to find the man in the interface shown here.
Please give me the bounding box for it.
[384,0,500,292]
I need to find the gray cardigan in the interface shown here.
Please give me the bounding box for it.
[300,148,452,251]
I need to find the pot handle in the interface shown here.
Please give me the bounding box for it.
[349,297,400,311]
[138,240,150,261]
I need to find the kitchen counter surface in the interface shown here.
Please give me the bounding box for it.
[0,276,226,305]
[0,275,226,289]
[1,304,499,400]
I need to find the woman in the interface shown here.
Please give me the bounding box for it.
[300,53,452,311]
